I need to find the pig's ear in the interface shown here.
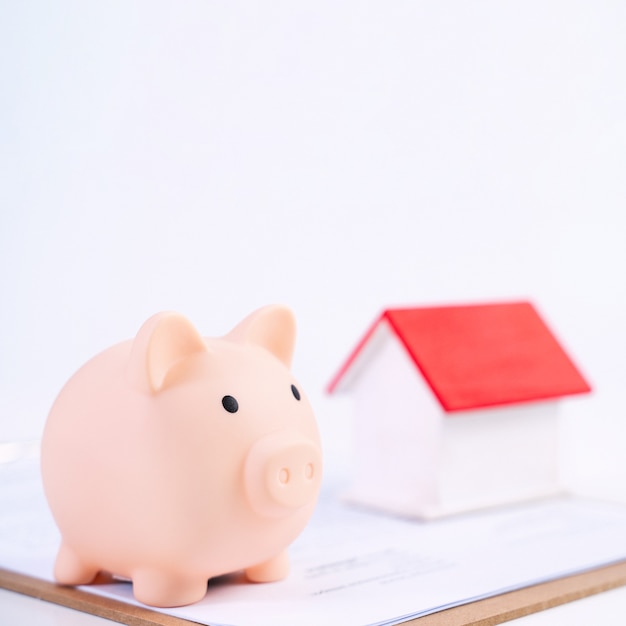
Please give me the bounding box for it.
[127,312,207,393]
[228,305,296,367]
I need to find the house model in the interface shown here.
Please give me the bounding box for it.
[328,301,591,518]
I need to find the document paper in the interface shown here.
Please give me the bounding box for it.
[2,456,626,626]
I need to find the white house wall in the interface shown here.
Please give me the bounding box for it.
[349,321,443,515]
[344,322,563,518]
[437,402,561,515]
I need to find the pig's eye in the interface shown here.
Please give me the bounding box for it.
[291,385,301,401]
[221,395,239,413]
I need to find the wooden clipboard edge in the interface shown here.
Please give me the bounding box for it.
[405,559,626,626]
[2,560,626,626]
[0,567,198,626]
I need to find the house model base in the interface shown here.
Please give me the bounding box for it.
[329,302,590,519]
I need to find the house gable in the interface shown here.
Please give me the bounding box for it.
[348,319,443,513]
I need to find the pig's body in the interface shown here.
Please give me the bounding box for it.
[41,306,322,607]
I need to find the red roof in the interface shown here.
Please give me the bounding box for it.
[328,302,591,412]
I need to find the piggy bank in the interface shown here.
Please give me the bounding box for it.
[40,305,322,607]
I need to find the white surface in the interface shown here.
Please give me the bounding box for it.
[4,457,626,626]
[4,586,626,626]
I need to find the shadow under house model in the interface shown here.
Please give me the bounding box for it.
[328,301,591,519]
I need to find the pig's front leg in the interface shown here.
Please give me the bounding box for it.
[245,549,290,582]
[54,542,99,585]
[132,568,208,607]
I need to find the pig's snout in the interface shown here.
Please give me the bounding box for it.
[244,431,322,518]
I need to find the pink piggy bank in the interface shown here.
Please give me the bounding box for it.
[40,305,322,607]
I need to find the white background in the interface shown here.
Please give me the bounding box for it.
[1,1,626,495]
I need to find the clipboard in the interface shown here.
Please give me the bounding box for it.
[3,560,626,626]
